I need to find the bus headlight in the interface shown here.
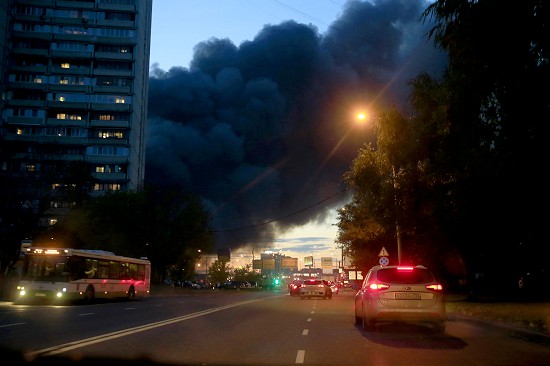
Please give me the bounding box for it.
[17,286,25,296]
[56,292,63,298]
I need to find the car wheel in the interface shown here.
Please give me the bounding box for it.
[354,311,362,326]
[433,321,446,334]
[362,317,375,331]
[127,286,136,300]
[84,285,95,304]
[362,309,375,331]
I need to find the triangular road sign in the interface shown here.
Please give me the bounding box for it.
[378,247,389,257]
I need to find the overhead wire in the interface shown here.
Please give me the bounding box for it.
[210,190,341,233]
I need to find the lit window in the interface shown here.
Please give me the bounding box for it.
[59,96,65,102]
[49,218,58,226]
[61,63,70,69]
[99,114,113,120]
[115,97,125,104]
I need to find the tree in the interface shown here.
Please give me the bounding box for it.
[338,106,454,271]
[33,187,214,284]
[421,0,549,290]
[232,264,262,285]
[208,259,232,286]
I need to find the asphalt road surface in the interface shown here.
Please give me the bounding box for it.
[1,288,549,365]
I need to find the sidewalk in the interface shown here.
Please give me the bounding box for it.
[444,294,550,345]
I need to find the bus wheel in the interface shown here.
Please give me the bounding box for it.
[84,285,95,303]
[127,286,136,300]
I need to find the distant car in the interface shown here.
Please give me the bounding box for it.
[289,279,304,296]
[354,265,446,333]
[300,279,332,299]
[329,282,339,294]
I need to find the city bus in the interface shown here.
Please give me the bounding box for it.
[14,247,150,303]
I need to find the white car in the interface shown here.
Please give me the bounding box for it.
[300,279,332,299]
[354,265,446,333]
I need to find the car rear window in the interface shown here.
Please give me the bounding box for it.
[376,268,435,284]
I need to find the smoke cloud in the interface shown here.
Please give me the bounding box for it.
[146,0,446,251]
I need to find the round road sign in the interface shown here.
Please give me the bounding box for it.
[379,256,389,266]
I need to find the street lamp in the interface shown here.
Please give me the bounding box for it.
[356,112,402,265]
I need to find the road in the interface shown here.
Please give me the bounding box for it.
[1,288,549,365]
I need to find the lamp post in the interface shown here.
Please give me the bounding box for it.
[392,165,402,265]
[356,111,402,265]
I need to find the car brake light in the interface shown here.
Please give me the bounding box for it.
[397,266,414,271]
[426,284,443,291]
[368,283,390,292]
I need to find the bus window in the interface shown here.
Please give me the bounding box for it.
[109,261,120,279]
[85,259,98,278]
[120,262,129,280]
[138,264,145,280]
[97,260,109,279]
[128,263,137,280]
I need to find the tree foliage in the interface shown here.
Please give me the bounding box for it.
[207,259,232,285]
[338,0,549,294]
[33,187,213,283]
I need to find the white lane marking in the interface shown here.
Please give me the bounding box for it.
[296,350,305,364]
[124,307,135,310]
[77,313,94,317]
[307,318,312,322]
[26,298,263,358]
[310,311,315,314]
[0,322,26,328]
[302,329,308,336]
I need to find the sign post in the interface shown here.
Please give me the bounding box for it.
[378,247,389,266]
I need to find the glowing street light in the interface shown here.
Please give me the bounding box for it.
[355,112,402,265]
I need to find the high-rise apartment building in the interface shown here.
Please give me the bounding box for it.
[0,0,152,227]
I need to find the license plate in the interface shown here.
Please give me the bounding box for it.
[395,292,421,300]
[35,293,46,297]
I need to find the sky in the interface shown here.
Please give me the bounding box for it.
[150,0,344,70]
[147,0,446,269]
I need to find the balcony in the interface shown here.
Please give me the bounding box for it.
[89,138,128,145]
[85,155,129,164]
[92,172,127,181]
[90,120,129,128]
[6,116,44,125]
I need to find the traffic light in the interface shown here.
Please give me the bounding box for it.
[274,278,280,285]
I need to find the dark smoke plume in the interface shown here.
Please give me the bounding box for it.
[146,0,446,251]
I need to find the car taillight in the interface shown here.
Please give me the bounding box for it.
[368,283,390,292]
[426,283,443,291]
[397,266,414,271]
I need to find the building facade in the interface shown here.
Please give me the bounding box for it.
[0,0,152,226]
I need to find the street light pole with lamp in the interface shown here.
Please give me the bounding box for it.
[356,110,403,265]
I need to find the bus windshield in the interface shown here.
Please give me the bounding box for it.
[22,255,69,281]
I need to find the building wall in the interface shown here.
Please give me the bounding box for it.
[0,0,152,224]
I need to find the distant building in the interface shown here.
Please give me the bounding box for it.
[0,0,153,226]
